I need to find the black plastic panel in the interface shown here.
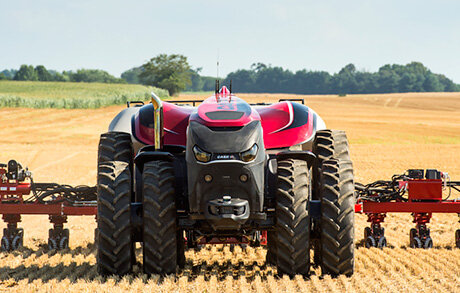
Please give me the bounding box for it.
[205,111,244,120]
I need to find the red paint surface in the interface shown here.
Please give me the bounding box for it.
[189,95,261,127]
[408,179,443,201]
[134,90,316,149]
[360,201,460,213]
[135,102,193,147]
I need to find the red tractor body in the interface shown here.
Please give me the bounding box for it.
[129,87,320,150]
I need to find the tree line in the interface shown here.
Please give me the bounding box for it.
[223,62,459,94]
[121,66,215,93]
[2,56,459,95]
[0,65,125,83]
[122,59,459,94]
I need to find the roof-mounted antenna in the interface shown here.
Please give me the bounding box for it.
[215,79,220,94]
[215,49,221,97]
[216,48,220,80]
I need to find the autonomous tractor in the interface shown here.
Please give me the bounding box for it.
[96,85,355,277]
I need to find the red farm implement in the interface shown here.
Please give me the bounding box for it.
[355,169,460,249]
[1,160,458,253]
[0,160,96,251]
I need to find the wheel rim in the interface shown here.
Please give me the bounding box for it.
[1,237,10,251]
[365,236,376,248]
[48,238,57,250]
[378,237,387,248]
[59,237,69,249]
[12,235,22,250]
[424,238,433,249]
[411,237,422,249]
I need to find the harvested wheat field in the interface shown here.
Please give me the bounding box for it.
[0,92,459,292]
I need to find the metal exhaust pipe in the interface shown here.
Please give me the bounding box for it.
[151,92,163,150]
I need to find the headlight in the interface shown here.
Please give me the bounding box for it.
[193,145,211,163]
[240,144,258,162]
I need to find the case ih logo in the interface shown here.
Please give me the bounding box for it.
[216,154,236,160]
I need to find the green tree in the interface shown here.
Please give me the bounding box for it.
[333,64,359,94]
[377,66,400,93]
[139,54,191,95]
[423,74,443,92]
[52,72,68,82]
[121,67,143,84]
[69,69,125,83]
[399,73,417,92]
[254,66,292,93]
[0,73,7,80]
[35,65,53,81]
[251,62,268,72]
[225,69,256,93]
[14,65,38,81]
[1,69,16,79]
[437,74,458,92]
[186,68,204,91]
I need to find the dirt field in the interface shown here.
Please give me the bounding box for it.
[0,92,459,292]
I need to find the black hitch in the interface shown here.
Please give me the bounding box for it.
[204,197,250,230]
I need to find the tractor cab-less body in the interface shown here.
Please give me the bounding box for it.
[97,87,355,277]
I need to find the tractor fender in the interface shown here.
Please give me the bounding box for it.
[108,107,140,134]
[276,150,316,167]
[134,150,174,172]
[311,108,326,132]
[108,107,146,154]
[301,108,326,151]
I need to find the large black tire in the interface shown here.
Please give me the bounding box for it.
[142,161,182,275]
[275,159,310,276]
[98,132,133,165]
[265,231,277,265]
[312,130,350,198]
[98,132,135,265]
[97,161,133,276]
[319,159,355,276]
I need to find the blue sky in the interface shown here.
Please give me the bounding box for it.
[1,0,459,82]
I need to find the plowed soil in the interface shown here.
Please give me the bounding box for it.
[0,92,459,292]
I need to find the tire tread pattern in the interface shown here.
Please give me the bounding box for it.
[142,161,179,275]
[97,161,133,276]
[275,159,310,276]
[320,159,355,276]
[98,132,133,164]
[312,129,350,198]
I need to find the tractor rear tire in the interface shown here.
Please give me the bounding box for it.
[312,129,351,199]
[142,161,182,275]
[319,159,355,277]
[275,159,310,276]
[97,161,133,276]
[265,231,277,266]
[98,132,133,165]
